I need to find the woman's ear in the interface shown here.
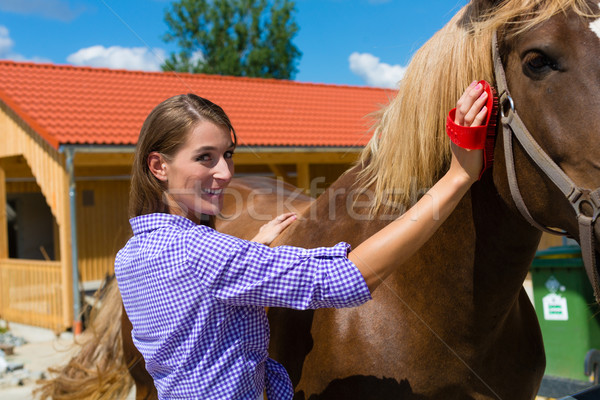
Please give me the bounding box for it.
[148,152,168,182]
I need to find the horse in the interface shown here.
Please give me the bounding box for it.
[36,0,600,399]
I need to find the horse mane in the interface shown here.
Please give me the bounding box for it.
[356,0,596,214]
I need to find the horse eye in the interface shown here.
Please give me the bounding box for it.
[523,51,558,77]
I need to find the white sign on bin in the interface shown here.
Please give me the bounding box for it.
[542,293,569,321]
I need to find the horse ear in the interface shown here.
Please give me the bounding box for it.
[459,0,500,27]
[460,0,505,25]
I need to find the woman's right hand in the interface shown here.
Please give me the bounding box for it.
[448,81,488,183]
[251,212,297,245]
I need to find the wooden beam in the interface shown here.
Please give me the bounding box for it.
[0,156,34,179]
[0,155,26,167]
[0,165,7,259]
[267,164,289,182]
[74,152,134,167]
[234,151,359,166]
[70,150,359,167]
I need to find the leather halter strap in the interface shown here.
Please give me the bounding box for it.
[492,31,600,298]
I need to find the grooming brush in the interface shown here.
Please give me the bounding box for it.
[446,80,499,180]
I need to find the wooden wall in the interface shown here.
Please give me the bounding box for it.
[76,179,131,282]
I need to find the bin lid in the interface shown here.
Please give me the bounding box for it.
[531,245,583,268]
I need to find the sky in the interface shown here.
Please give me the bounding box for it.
[0,0,469,88]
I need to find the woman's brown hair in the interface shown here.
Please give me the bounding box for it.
[129,94,237,220]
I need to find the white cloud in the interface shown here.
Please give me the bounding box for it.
[190,50,205,65]
[348,52,407,88]
[0,25,51,63]
[0,0,85,22]
[66,45,166,71]
[0,26,14,56]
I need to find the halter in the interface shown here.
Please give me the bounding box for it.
[492,31,600,299]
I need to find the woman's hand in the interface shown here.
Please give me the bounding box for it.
[251,212,297,245]
[454,81,488,127]
[448,81,488,184]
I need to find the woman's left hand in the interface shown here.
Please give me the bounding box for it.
[251,212,297,245]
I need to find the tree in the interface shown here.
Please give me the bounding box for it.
[162,0,301,79]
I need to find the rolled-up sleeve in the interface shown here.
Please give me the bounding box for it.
[186,226,372,309]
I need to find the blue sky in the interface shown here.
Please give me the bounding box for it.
[0,0,468,88]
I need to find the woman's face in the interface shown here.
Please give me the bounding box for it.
[161,120,235,219]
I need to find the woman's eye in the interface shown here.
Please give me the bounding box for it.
[224,150,234,159]
[196,154,211,162]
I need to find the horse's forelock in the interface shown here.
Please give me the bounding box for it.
[356,0,597,216]
[484,0,598,36]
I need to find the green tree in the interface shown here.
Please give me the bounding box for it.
[162,0,301,79]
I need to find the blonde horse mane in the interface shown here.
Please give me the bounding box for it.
[356,0,596,214]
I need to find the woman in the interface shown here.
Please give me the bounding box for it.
[115,81,489,399]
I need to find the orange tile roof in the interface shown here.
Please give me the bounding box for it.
[0,61,395,149]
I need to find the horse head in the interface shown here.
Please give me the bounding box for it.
[487,0,600,300]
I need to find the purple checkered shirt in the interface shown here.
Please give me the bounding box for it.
[115,213,371,399]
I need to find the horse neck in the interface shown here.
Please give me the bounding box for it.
[462,173,543,314]
[377,173,544,334]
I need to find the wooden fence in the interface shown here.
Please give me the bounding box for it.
[0,258,64,332]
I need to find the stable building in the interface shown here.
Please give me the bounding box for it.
[0,60,394,332]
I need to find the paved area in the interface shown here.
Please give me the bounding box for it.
[0,322,78,399]
[0,321,136,400]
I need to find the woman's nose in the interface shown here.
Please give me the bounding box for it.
[213,157,233,181]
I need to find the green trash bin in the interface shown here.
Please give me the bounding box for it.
[531,245,600,381]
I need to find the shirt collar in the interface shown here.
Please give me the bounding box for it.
[130,213,198,235]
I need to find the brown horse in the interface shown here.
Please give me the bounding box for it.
[37,0,600,399]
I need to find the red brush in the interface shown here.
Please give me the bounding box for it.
[446,80,499,180]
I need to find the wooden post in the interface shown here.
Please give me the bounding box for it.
[296,162,310,194]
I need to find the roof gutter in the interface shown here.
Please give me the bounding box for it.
[59,144,134,335]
